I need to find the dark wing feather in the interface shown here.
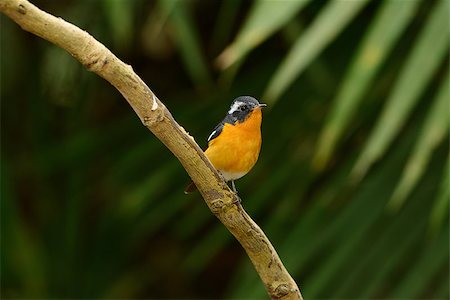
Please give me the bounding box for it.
[207,115,235,143]
[207,122,224,142]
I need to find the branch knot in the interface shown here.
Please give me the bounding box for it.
[17,3,26,14]
[273,283,296,299]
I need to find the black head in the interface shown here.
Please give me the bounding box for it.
[225,96,266,124]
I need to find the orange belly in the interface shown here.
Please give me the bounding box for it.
[205,109,262,181]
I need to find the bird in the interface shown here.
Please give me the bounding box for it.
[185,96,266,194]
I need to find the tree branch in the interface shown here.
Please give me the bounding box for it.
[0,1,302,299]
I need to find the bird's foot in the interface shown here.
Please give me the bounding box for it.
[232,193,241,205]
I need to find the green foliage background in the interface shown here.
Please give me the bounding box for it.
[1,0,449,298]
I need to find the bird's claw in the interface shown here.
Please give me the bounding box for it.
[232,193,241,205]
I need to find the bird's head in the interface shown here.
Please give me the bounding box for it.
[226,96,267,124]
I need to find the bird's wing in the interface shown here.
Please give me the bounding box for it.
[207,114,235,143]
[207,122,224,142]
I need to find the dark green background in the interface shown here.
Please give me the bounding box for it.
[1,0,449,299]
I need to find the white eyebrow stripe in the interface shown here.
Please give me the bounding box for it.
[228,101,245,114]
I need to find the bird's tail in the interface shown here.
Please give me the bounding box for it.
[184,180,198,194]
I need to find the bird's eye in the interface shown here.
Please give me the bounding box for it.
[240,105,248,111]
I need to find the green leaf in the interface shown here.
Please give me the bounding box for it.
[429,159,449,235]
[216,0,310,69]
[334,187,430,298]
[160,0,212,87]
[41,47,80,106]
[117,161,179,220]
[313,0,420,170]
[352,0,449,179]
[358,215,426,298]
[101,0,135,49]
[1,162,47,297]
[209,0,242,53]
[388,73,449,210]
[263,0,369,103]
[389,227,449,298]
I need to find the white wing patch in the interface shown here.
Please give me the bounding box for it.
[228,101,244,114]
[207,130,217,142]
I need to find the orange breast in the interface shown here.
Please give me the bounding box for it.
[205,109,262,180]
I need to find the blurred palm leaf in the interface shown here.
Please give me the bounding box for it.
[351,0,449,179]
[216,0,310,69]
[1,162,47,298]
[159,0,212,86]
[101,0,136,49]
[209,0,242,53]
[429,159,449,235]
[313,0,420,169]
[389,72,449,210]
[263,0,369,103]
[390,225,449,298]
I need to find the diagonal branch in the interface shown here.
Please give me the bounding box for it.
[0,1,302,299]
